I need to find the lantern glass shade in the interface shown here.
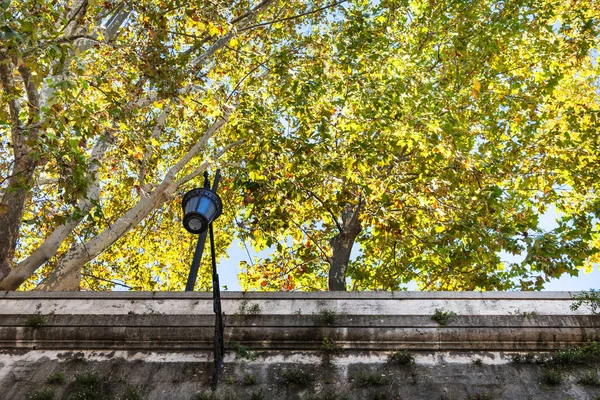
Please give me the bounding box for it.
[182,188,223,234]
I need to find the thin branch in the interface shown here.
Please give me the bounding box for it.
[289,218,330,262]
[240,0,348,32]
[58,0,88,33]
[226,61,266,102]
[81,272,132,289]
[304,189,343,233]
[230,0,273,25]
[139,105,172,187]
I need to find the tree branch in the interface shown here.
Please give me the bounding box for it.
[240,0,348,32]
[304,189,343,233]
[139,105,172,189]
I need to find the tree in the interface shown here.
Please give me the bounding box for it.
[0,0,598,292]
[233,0,600,291]
[0,0,337,290]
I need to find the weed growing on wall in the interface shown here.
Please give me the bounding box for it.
[281,368,314,385]
[578,371,600,386]
[236,300,262,316]
[46,372,65,384]
[25,314,45,329]
[570,289,600,315]
[29,388,55,400]
[542,368,563,385]
[123,387,142,400]
[388,350,414,366]
[431,309,456,326]
[552,342,600,366]
[72,372,104,400]
[243,374,257,386]
[356,373,387,387]
[230,342,258,361]
[321,337,343,355]
[319,309,337,325]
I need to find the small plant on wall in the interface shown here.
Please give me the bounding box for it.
[431,308,456,326]
[25,313,45,329]
[46,372,65,384]
[29,388,55,400]
[281,368,314,386]
[542,367,563,385]
[571,289,600,315]
[388,349,414,366]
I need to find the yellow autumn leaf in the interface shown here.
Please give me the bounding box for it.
[208,23,220,36]
[472,79,481,98]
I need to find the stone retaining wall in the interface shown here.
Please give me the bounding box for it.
[1,291,599,399]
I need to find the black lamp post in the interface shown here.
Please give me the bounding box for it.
[182,169,225,390]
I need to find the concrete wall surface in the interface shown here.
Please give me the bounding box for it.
[0,291,599,400]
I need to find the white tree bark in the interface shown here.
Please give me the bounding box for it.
[0,137,109,290]
[37,111,233,290]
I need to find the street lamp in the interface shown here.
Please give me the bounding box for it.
[182,169,225,390]
[182,187,222,234]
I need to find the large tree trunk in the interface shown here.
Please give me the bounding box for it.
[328,203,362,291]
[0,137,109,290]
[0,58,40,282]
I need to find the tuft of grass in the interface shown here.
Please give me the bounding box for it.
[578,371,600,386]
[431,308,456,326]
[29,388,55,400]
[388,350,414,366]
[46,372,65,384]
[230,342,258,361]
[25,314,45,329]
[281,368,314,385]
[321,336,343,355]
[319,309,337,325]
[243,374,257,386]
[123,387,142,400]
[72,372,104,400]
[356,373,387,387]
[542,368,563,385]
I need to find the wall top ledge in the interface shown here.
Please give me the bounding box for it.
[0,290,580,300]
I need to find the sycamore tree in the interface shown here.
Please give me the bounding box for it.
[0,0,598,292]
[233,0,600,291]
[0,0,339,290]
